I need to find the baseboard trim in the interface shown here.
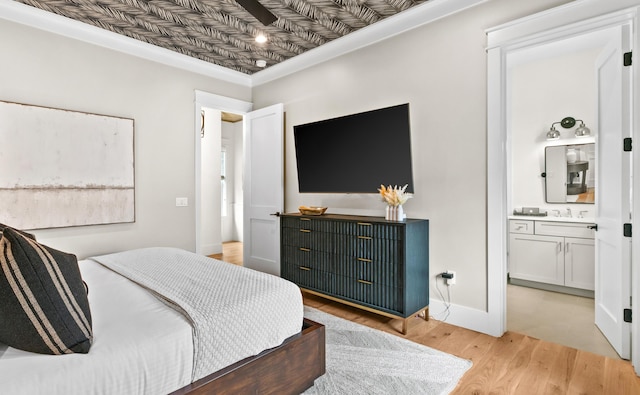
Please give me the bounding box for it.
[428,298,499,337]
[201,243,222,256]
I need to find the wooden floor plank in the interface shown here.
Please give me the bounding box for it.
[515,340,564,395]
[567,351,605,395]
[215,242,640,394]
[604,357,640,395]
[490,335,538,394]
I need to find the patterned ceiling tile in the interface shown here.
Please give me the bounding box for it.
[16,0,428,74]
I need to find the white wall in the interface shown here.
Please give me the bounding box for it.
[510,47,601,218]
[0,19,250,259]
[200,108,223,255]
[252,0,574,312]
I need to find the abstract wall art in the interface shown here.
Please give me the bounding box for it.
[0,101,135,230]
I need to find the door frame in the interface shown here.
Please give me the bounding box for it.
[194,91,252,255]
[486,0,640,372]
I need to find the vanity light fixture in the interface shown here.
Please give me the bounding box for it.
[546,126,560,140]
[574,120,591,137]
[545,116,591,140]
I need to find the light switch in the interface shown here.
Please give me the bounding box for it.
[176,197,188,207]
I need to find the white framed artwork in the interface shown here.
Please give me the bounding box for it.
[0,101,135,230]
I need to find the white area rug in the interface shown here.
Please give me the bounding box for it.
[303,307,472,395]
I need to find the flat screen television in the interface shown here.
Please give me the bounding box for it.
[293,103,414,193]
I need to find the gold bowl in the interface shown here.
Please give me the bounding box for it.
[298,206,327,216]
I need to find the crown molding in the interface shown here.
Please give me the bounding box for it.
[0,0,486,89]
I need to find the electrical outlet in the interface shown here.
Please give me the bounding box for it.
[175,197,188,207]
[446,271,456,286]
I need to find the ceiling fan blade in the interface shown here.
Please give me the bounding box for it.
[235,0,277,26]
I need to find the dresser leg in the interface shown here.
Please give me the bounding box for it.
[402,318,408,335]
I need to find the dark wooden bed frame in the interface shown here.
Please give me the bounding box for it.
[170,318,326,395]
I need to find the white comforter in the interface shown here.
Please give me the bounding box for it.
[0,247,303,394]
[91,247,304,381]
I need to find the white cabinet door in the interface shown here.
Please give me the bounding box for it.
[564,237,595,291]
[509,234,564,285]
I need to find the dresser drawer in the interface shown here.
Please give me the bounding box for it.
[334,275,402,314]
[333,235,400,263]
[337,256,399,287]
[281,246,334,272]
[535,221,595,239]
[509,219,534,234]
[333,221,401,239]
[281,263,337,294]
[281,228,334,252]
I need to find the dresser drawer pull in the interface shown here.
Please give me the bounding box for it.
[357,236,372,240]
[300,229,312,233]
[300,218,311,221]
[357,279,373,285]
[299,266,311,271]
[357,257,372,263]
[357,222,372,226]
[299,247,311,252]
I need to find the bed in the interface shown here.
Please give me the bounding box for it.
[0,246,325,394]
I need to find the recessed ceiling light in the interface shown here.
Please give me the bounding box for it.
[256,60,267,68]
[255,34,267,43]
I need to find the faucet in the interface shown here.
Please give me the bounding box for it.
[565,208,572,217]
[579,210,588,218]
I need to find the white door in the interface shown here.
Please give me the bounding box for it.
[243,104,284,276]
[594,25,631,359]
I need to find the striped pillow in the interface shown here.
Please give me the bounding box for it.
[0,227,93,354]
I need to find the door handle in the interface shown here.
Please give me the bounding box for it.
[270,212,281,217]
[588,224,598,231]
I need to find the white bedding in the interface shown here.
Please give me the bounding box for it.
[0,248,304,394]
[0,259,193,394]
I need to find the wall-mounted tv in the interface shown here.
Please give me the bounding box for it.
[293,103,414,193]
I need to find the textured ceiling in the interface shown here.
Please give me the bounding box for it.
[17,0,429,75]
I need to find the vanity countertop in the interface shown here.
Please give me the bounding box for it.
[509,215,595,224]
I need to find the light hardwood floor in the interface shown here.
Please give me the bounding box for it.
[212,242,640,394]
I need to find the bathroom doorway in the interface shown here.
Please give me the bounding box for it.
[505,23,630,359]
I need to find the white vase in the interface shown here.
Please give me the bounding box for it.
[385,205,393,220]
[385,205,404,221]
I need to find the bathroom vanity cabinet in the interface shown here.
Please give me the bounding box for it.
[509,218,595,294]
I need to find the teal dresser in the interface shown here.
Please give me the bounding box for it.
[280,213,429,334]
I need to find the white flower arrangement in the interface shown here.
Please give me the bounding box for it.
[377,184,413,206]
